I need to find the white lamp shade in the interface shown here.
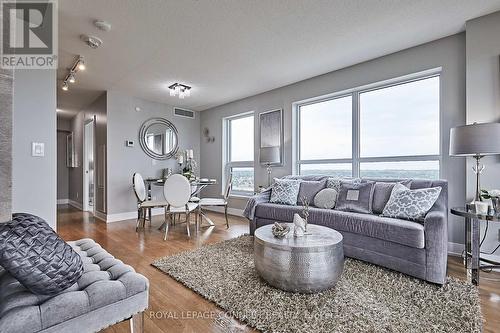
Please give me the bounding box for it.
[260,146,280,164]
[450,122,500,156]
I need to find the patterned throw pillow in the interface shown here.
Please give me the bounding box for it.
[381,183,442,222]
[372,180,412,215]
[270,178,301,205]
[326,177,362,192]
[335,181,375,214]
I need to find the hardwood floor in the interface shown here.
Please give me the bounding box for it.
[57,206,500,333]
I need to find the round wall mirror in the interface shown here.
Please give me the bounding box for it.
[139,118,179,160]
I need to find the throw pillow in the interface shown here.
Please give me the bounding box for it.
[335,181,375,214]
[372,180,412,214]
[297,179,327,205]
[381,184,442,221]
[314,188,338,209]
[270,178,301,205]
[326,177,362,192]
[0,213,84,295]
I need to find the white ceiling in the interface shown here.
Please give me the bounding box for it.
[57,0,500,118]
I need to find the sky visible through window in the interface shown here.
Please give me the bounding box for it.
[360,77,440,157]
[230,115,254,162]
[298,76,440,179]
[300,96,352,160]
[228,115,254,192]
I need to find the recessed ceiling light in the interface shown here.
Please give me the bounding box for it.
[94,20,112,32]
[80,34,103,49]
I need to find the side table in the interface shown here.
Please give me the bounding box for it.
[450,206,500,285]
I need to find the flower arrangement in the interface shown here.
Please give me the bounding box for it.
[480,189,500,199]
[481,189,500,214]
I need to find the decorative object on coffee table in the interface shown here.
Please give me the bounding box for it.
[254,223,344,293]
[300,195,310,231]
[293,213,306,237]
[450,122,500,201]
[271,222,290,238]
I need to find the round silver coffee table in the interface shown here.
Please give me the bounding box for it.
[254,223,344,293]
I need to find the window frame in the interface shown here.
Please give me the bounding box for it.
[222,111,255,196]
[293,69,442,179]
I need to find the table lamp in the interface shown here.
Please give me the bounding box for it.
[449,122,500,201]
[260,146,280,186]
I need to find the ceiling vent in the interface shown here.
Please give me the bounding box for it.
[174,107,195,119]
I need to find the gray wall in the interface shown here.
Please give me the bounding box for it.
[0,69,13,223]
[12,69,57,229]
[200,34,466,244]
[68,93,107,215]
[57,130,69,200]
[106,90,200,215]
[465,11,500,252]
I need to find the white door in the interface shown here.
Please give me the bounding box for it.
[83,118,95,213]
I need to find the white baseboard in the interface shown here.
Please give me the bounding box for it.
[202,206,244,217]
[448,242,464,257]
[68,199,83,210]
[57,199,69,205]
[105,207,165,223]
[104,206,244,223]
[94,210,107,222]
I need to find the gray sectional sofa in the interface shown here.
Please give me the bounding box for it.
[245,176,448,285]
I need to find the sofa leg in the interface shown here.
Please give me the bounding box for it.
[130,312,144,333]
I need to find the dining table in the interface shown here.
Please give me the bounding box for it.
[146,176,218,227]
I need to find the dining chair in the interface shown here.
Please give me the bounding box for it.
[163,174,198,240]
[198,173,232,228]
[132,172,168,231]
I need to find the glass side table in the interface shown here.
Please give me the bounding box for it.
[450,206,500,285]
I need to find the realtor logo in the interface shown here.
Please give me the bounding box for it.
[1,0,57,69]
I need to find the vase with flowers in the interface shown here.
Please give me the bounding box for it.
[481,189,500,214]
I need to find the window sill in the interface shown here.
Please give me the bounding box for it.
[228,194,253,199]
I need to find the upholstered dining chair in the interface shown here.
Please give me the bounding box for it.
[163,174,198,240]
[132,172,168,231]
[198,173,232,228]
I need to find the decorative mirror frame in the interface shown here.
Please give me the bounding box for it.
[259,108,284,166]
[139,117,179,160]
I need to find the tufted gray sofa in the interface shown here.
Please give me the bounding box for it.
[245,176,448,285]
[0,239,149,333]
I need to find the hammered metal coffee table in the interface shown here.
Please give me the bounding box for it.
[254,223,344,293]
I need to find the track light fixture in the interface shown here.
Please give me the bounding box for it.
[168,83,191,99]
[61,56,85,91]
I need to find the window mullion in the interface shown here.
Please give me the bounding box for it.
[352,91,360,178]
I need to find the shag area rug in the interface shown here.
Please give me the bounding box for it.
[152,235,482,333]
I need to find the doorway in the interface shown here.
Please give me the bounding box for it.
[83,117,95,214]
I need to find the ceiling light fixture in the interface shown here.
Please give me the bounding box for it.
[168,83,191,99]
[61,56,86,91]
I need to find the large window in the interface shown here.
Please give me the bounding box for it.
[296,74,440,179]
[223,112,254,195]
